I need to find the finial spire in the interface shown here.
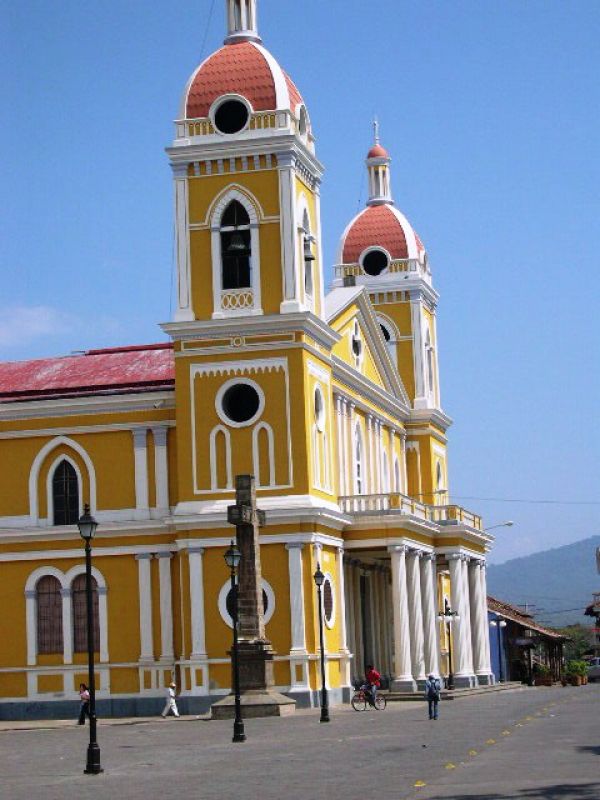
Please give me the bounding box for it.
[225,0,261,44]
[366,123,393,206]
[373,117,380,146]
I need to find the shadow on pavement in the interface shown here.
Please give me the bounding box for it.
[428,785,600,800]
[577,745,600,756]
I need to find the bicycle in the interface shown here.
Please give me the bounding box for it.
[351,687,387,711]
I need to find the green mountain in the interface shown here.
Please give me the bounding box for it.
[487,535,600,628]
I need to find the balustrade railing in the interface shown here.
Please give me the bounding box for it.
[334,259,426,280]
[338,493,482,530]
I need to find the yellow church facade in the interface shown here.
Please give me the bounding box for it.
[0,0,494,717]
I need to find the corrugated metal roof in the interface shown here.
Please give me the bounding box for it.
[488,595,568,640]
[0,343,174,402]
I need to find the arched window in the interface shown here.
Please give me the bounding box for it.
[36,576,63,655]
[52,460,79,526]
[352,321,363,369]
[72,574,100,653]
[220,200,251,290]
[354,425,364,495]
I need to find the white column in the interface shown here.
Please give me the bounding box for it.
[420,553,440,677]
[352,564,364,677]
[366,415,374,495]
[133,429,150,521]
[341,398,349,497]
[345,561,357,679]
[156,553,174,662]
[173,164,193,322]
[399,431,407,494]
[374,420,382,494]
[461,556,475,676]
[98,586,109,663]
[188,548,207,660]
[136,553,154,662]
[152,427,170,516]
[61,587,73,665]
[348,402,356,495]
[389,545,416,691]
[448,554,470,686]
[376,569,388,673]
[336,547,349,655]
[479,561,494,682]
[407,550,426,682]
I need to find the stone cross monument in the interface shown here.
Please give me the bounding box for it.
[211,475,295,718]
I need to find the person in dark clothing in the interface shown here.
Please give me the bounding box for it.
[78,683,90,725]
[424,673,442,720]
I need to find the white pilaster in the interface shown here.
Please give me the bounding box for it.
[132,429,150,520]
[135,553,154,663]
[152,427,170,516]
[156,553,174,662]
[478,561,494,683]
[335,395,346,496]
[389,545,416,691]
[188,548,207,661]
[407,550,426,682]
[279,154,302,313]
[25,589,37,666]
[366,415,374,494]
[61,587,73,665]
[420,553,440,677]
[98,586,109,663]
[173,164,194,322]
[352,564,364,678]
[286,543,309,691]
[345,560,357,678]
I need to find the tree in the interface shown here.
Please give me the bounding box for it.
[557,623,593,661]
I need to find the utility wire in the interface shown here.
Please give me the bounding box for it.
[199,0,218,61]
[448,494,600,507]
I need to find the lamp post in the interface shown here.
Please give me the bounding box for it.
[313,563,330,723]
[438,599,459,690]
[224,541,245,743]
[489,618,507,682]
[77,504,103,775]
[485,521,514,532]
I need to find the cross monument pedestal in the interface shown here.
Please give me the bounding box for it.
[211,475,296,719]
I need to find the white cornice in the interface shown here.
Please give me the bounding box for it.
[0,420,175,441]
[0,390,175,422]
[166,137,324,183]
[407,408,453,432]
[162,311,339,352]
[332,357,410,422]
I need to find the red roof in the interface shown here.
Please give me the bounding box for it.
[367,144,389,159]
[185,41,304,119]
[0,344,175,403]
[342,205,410,263]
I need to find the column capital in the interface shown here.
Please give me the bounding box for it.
[285,542,304,551]
[336,546,345,556]
[447,553,462,562]
[187,547,205,556]
[388,544,409,554]
[155,551,174,560]
[135,552,153,561]
[422,552,437,563]
[152,426,168,447]
[171,162,190,179]
[408,548,423,559]
[60,588,72,599]
[132,428,148,448]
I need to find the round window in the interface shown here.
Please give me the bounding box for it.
[218,579,275,628]
[214,98,250,135]
[362,249,389,276]
[227,587,269,620]
[217,380,264,427]
[323,575,335,628]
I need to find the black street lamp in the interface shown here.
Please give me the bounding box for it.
[77,504,103,775]
[224,541,245,743]
[313,563,330,723]
[438,599,459,691]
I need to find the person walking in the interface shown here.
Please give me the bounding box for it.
[78,683,90,725]
[161,682,180,718]
[425,673,442,720]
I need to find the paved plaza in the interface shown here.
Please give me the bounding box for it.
[0,686,598,800]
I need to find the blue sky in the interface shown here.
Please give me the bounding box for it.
[2,1,599,563]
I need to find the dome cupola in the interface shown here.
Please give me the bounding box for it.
[174,1,312,150]
[334,124,429,285]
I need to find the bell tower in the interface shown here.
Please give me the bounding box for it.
[163,1,336,515]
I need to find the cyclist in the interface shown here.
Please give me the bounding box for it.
[363,664,381,706]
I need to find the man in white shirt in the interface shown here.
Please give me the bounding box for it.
[161,682,180,718]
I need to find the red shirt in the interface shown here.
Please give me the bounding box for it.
[366,668,381,687]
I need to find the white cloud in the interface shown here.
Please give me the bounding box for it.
[0,305,123,352]
[0,305,72,347]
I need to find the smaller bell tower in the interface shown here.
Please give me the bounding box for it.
[225,0,260,44]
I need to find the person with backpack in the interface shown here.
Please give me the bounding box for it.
[425,673,442,720]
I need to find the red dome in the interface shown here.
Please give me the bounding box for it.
[183,41,304,119]
[340,204,424,263]
[367,143,389,159]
